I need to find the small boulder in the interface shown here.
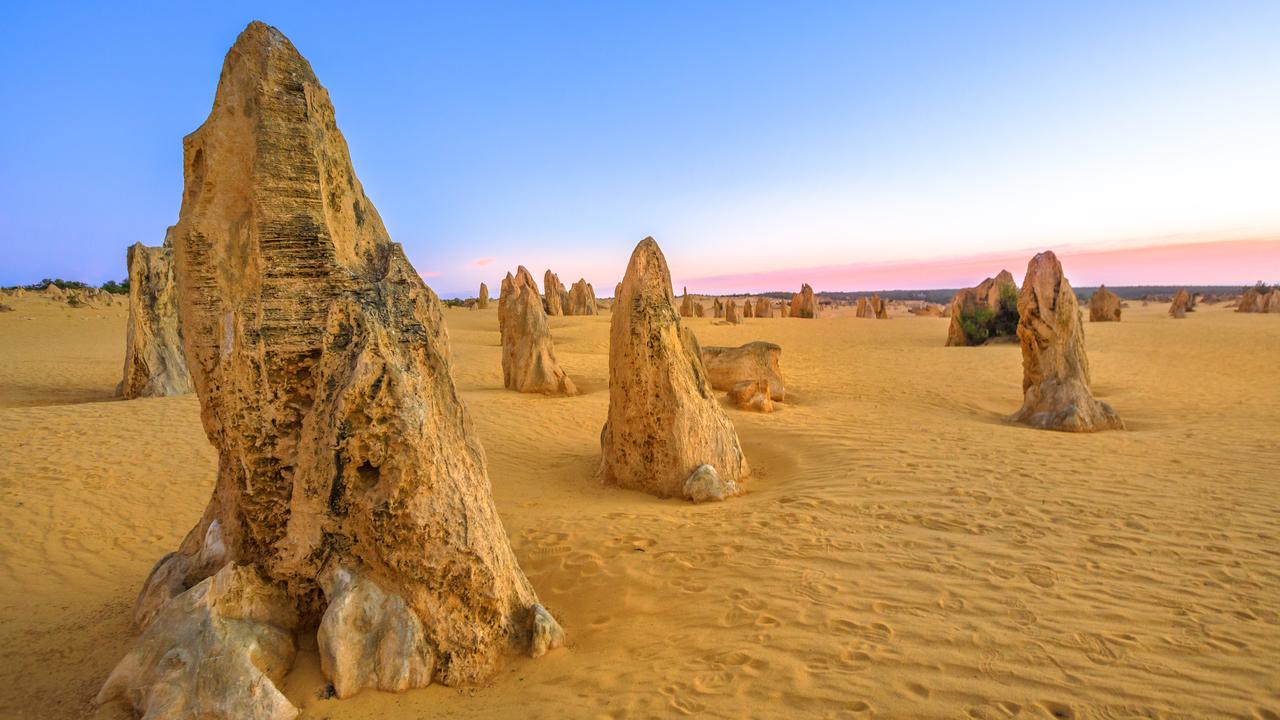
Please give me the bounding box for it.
[1088,285,1122,322]
[700,341,785,401]
[683,464,739,504]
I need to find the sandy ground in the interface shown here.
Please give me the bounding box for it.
[1,293,1277,719]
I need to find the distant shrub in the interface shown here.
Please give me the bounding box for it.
[958,307,995,344]
[441,298,468,308]
[100,279,129,294]
[25,278,90,291]
[994,283,1020,337]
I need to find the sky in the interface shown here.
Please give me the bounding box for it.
[1,1,1278,297]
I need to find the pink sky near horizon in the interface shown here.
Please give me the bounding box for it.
[676,236,1280,293]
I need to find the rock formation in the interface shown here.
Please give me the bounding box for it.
[679,287,694,317]
[725,299,741,324]
[743,299,754,318]
[477,282,490,309]
[498,272,515,332]
[597,237,749,500]
[790,283,818,318]
[119,239,194,399]
[501,268,577,395]
[728,379,774,413]
[713,297,724,318]
[779,302,790,318]
[855,297,871,318]
[945,271,1019,346]
[693,302,705,318]
[543,270,566,316]
[1169,288,1192,318]
[700,342,785,402]
[566,278,598,315]
[909,304,943,317]
[43,284,66,300]
[1237,284,1279,313]
[872,294,889,319]
[97,23,561,720]
[1088,285,1122,322]
[1009,252,1123,433]
[754,297,772,318]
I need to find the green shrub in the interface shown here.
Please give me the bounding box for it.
[100,279,129,294]
[994,283,1020,337]
[957,307,995,344]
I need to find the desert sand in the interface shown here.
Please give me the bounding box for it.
[1,293,1278,719]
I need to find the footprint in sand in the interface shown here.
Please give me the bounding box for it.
[658,683,705,715]
[1072,632,1126,666]
[1023,563,1057,588]
[1037,700,1078,719]
[966,701,1023,719]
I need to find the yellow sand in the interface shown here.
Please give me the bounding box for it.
[1,293,1277,719]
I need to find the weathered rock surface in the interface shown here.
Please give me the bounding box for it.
[119,240,194,399]
[693,301,705,318]
[909,304,943,317]
[872,294,889,319]
[743,299,754,318]
[728,379,775,412]
[683,464,739,503]
[543,271,566,316]
[754,297,773,318]
[498,272,515,332]
[598,237,749,499]
[99,22,560,719]
[1010,252,1124,433]
[725,299,741,324]
[97,564,299,720]
[679,287,694,317]
[567,278,598,315]
[700,341,785,402]
[1236,285,1279,313]
[1089,285,1122,322]
[477,282,489,309]
[946,271,1019,346]
[790,284,818,318]
[779,302,790,318]
[501,267,577,395]
[1169,288,1191,318]
[713,297,724,319]
[856,297,872,318]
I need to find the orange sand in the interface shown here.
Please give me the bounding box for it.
[1,294,1277,718]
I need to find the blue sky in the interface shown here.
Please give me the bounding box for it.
[1,1,1278,296]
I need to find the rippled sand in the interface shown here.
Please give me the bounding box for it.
[1,294,1277,719]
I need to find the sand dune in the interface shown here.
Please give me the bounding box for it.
[0,295,1277,718]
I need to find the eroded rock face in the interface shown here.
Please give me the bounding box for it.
[700,342,785,402]
[498,272,515,332]
[679,287,694,318]
[728,379,774,413]
[754,297,773,318]
[779,302,790,318]
[693,302,705,318]
[477,282,489,309]
[713,298,724,319]
[100,22,560,719]
[567,278,598,315]
[790,284,818,318]
[1236,285,1279,313]
[743,299,754,318]
[725,299,741,324]
[501,266,577,395]
[1010,252,1123,433]
[1089,285,1122,322]
[544,271,566,316]
[598,238,749,499]
[97,564,298,720]
[946,271,1019,346]
[872,294,888,319]
[119,239,194,399]
[683,464,738,503]
[1169,288,1191,318]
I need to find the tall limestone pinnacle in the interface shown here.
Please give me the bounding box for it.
[96,22,562,720]
[598,237,749,500]
[1010,251,1123,433]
